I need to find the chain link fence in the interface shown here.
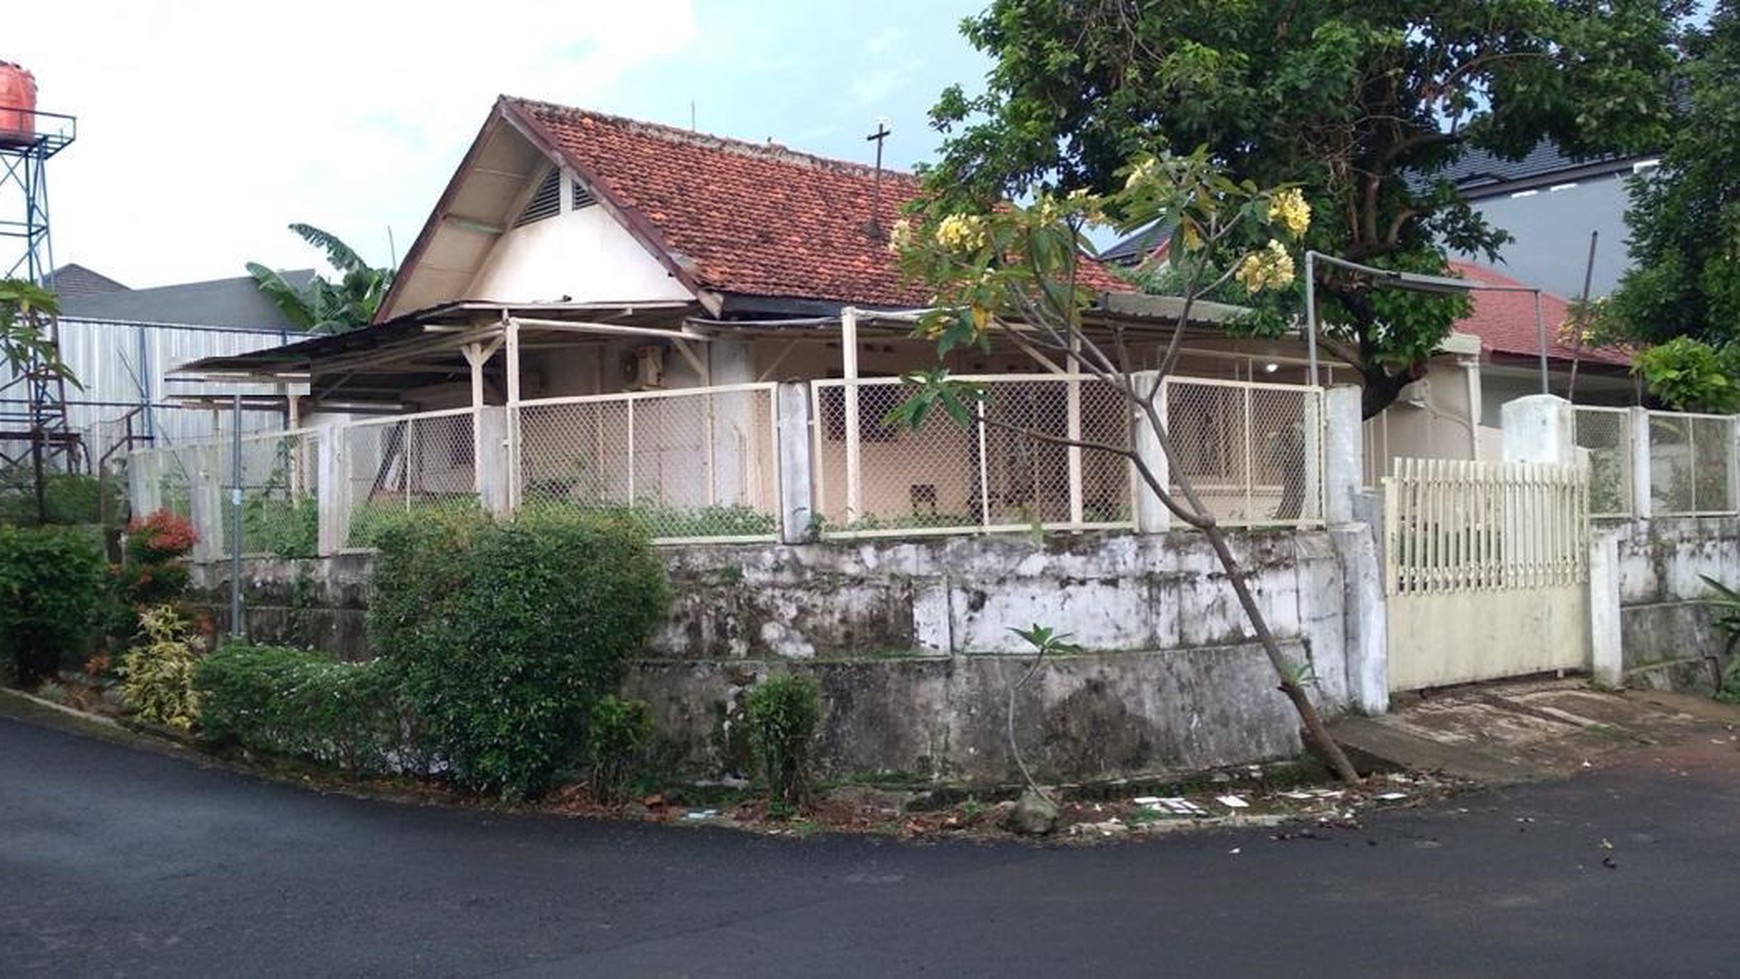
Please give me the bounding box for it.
[1648,411,1736,516]
[810,375,1138,537]
[517,384,780,541]
[225,429,321,557]
[1163,377,1324,527]
[1574,406,1634,518]
[338,409,480,548]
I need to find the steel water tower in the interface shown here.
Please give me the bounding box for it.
[0,61,79,469]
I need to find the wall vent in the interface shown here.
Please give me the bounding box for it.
[572,180,597,210]
[513,169,561,228]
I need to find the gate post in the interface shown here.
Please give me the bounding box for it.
[1501,394,1577,466]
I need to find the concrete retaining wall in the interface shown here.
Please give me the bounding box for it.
[192,527,1385,785]
[1602,516,1740,692]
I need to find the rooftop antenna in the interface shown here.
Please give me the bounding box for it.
[690,99,696,132]
[865,117,891,236]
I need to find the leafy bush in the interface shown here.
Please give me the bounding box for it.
[0,524,106,685]
[120,510,197,607]
[1704,575,1740,704]
[743,673,823,815]
[241,495,319,558]
[370,507,670,800]
[0,469,123,527]
[585,695,655,804]
[119,605,204,730]
[1633,338,1740,413]
[195,644,407,770]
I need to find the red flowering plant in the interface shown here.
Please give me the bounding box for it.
[116,509,198,610]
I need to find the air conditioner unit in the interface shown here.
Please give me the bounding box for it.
[622,344,666,390]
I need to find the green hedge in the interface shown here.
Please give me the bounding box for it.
[370,507,671,800]
[0,524,106,685]
[195,644,410,771]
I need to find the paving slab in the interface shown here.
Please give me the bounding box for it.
[1330,679,1740,782]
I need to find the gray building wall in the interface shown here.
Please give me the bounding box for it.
[1460,172,1637,300]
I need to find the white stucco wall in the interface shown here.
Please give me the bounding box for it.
[466,204,693,305]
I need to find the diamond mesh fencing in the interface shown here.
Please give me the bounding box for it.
[811,375,1138,536]
[222,429,321,557]
[1163,378,1324,526]
[517,385,779,541]
[1574,407,1634,517]
[339,409,481,548]
[1648,411,1736,515]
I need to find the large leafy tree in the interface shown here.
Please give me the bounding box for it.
[247,224,395,335]
[1608,2,1740,349]
[926,1,1688,417]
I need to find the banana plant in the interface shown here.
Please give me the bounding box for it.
[247,224,395,335]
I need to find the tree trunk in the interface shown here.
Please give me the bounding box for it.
[1201,520,1361,785]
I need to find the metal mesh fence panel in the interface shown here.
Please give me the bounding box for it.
[340,409,481,548]
[1163,378,1323,526]
[1574,407,1633,517]
[811,375,1138,537]
[222,429,321,557]
[1649,411,1737,515]
[517,385,779,541]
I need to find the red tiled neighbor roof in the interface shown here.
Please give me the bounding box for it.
[1448,261,1630,367]
[505,98,1124,309]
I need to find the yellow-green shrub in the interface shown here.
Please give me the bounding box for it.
[119,605,203,730]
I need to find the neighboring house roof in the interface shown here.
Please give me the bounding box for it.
[1449,261,1629,367]
[58,271,317,331]
[50,263,130,298]
[1430,142,1653,201]
[1101,221,1172,267]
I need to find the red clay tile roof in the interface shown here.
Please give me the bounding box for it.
[1448,261,1630,367]
[505,98,1124,309]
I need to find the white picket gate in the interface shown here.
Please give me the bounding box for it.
[1382,458,1590,691]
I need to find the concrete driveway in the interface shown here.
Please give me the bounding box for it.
[4,701,1739,977]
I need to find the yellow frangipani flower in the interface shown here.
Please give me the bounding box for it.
[1234,240,1296,293]
[935,213,990,254]
[1267,188,1311,239]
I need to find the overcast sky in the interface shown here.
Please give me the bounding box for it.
[7,0,988,289]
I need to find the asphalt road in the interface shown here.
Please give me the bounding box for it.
[4,712,1738,978]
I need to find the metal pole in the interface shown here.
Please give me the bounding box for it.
[1533,290,1547,395]
[229,393,243,640]
[1303,251,1320,387]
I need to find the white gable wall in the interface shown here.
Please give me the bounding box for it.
[466,195,694,305]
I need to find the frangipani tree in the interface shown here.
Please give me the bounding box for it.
[890,149,1359,785]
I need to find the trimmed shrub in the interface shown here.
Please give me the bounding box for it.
[744,673,823,816]
[119,605,204,730]
[586,695,654,803]
[195,644,407,770]
[120,510,197,607]
[0,524,106,685]
[370,507,670,800]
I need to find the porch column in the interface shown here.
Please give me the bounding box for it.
[504,316,522,511]
[1067,337,1084,526]
[841,307,862,521]
[316,423,346,555]
[462,339,502,500]
[1131,369,1169,533]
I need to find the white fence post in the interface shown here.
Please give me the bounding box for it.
[1589,529,1624,688]
[1132,370,1169,533]
[189,443,223,563]
[1323,385,1362,525]
[316,424,345,555]
[1629,406,1652,520]
[477,406,512,516]
[1501,394,1577,466]
[777,382,813,543]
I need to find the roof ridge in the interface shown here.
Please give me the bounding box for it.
[504,96,920,183]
